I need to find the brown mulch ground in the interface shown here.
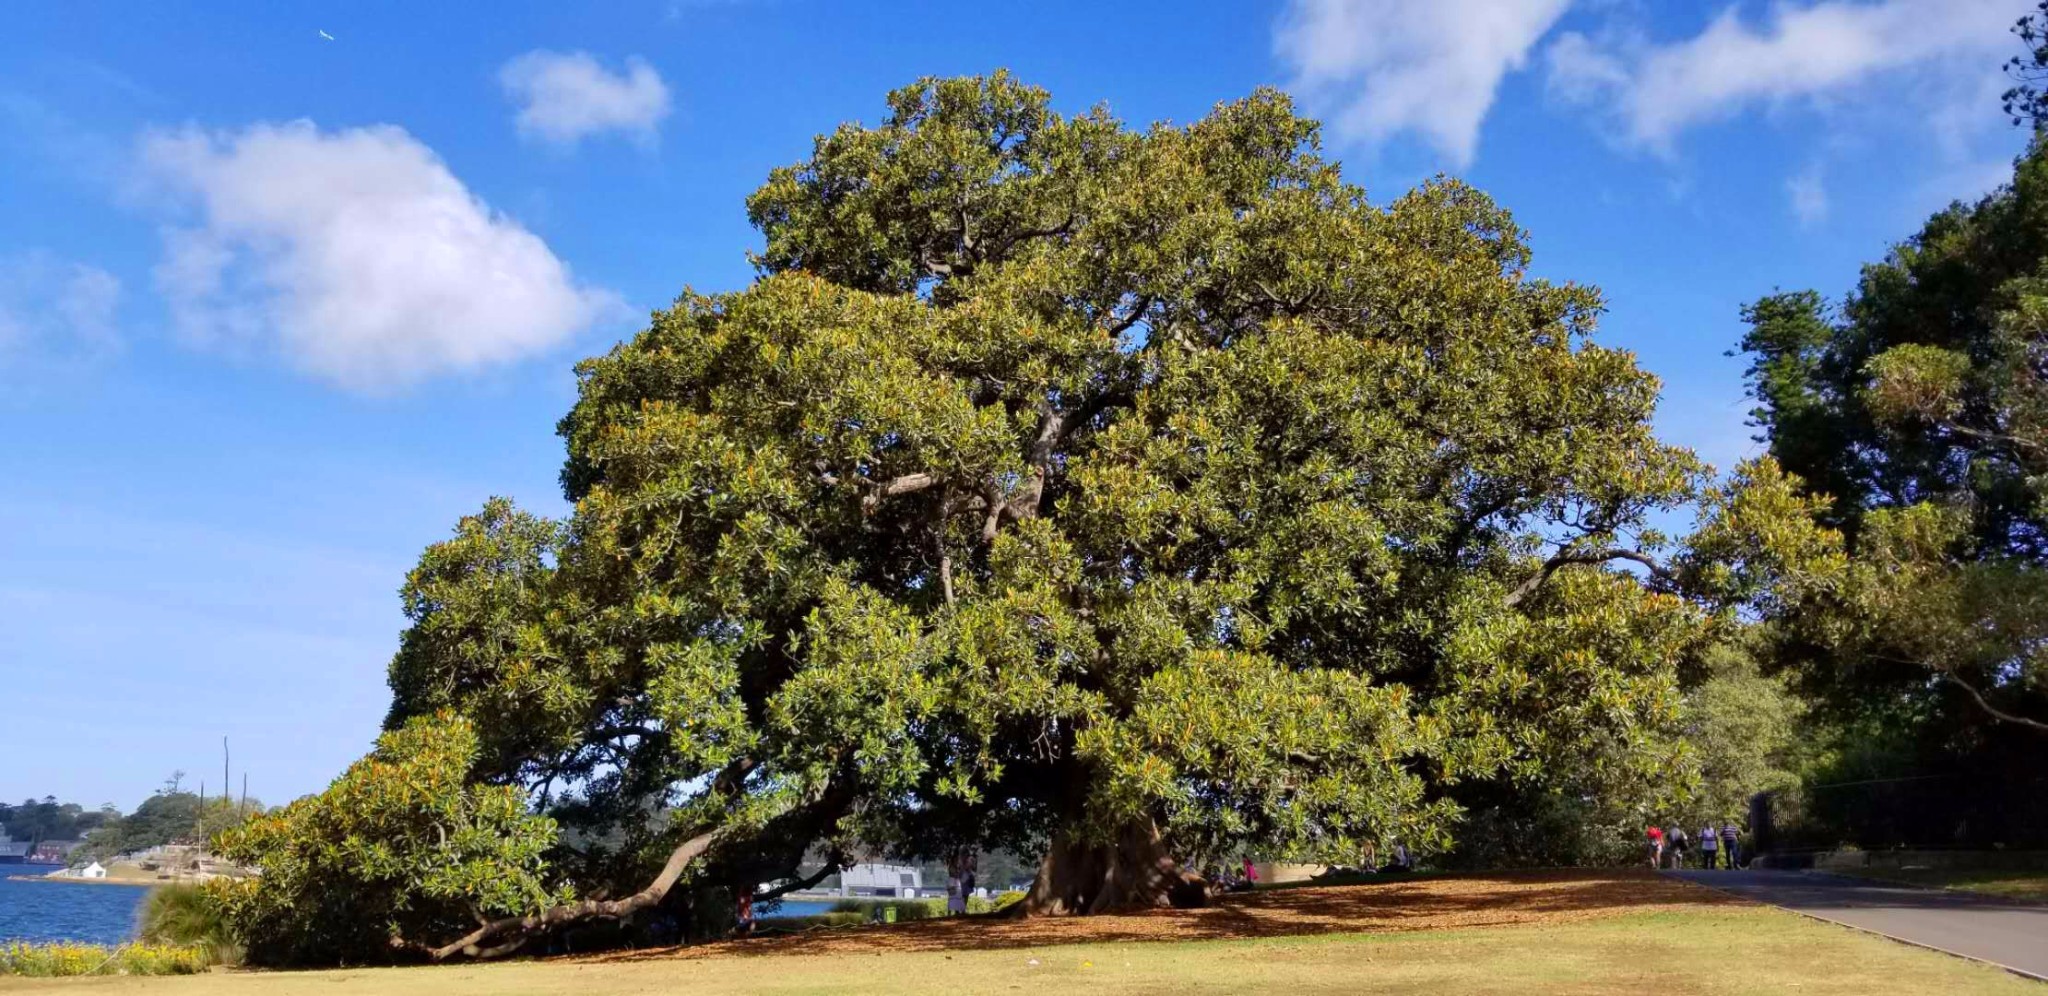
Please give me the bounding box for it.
[587,869,1744,963]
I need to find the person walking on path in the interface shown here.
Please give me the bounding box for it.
[1645,825,1665,869]
[1697,824,1718,869]
[1721,821,1741,869]
[1668,826,1688,870]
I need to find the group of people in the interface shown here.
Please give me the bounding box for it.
[1646,821,1745,870]
[1203,858,1263,893]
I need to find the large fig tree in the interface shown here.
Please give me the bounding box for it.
[234,74,1822,962]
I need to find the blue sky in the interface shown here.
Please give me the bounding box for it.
[0,0,2030,810]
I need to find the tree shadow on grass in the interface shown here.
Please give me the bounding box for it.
[582,869,1745,963]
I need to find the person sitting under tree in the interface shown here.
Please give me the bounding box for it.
[734,889,756,938]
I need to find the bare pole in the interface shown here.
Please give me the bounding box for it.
[223,737,230,811]
[240,773,248,816]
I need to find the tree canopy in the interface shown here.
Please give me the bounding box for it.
[1738,136,2048,741]
[228,73,1826,963]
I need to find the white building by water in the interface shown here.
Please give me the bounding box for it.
[837,863,921,897]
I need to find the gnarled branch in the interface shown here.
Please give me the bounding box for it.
[1940,671,2048,735]
[757,855,844,905]
[1504,546,1674,608]
[1106,294,1155,339]
[415,757,760,962]
[861,472,940,514]
[422,821,731,961]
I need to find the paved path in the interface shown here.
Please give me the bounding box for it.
[1667,869,2048,980]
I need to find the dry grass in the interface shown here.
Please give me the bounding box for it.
[641,868,1742,960]
[0,870,2034,995]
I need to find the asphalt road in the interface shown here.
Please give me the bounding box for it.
[1667,869,2048,980]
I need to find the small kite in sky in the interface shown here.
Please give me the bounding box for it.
[318,29,336,41]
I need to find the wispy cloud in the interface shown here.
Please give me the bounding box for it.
[1787,163,1830,226]
[0,250,122,371]
[1274,0,1573,166]
[140,120,621,392]
[1546,0,2025,152]
[499,50,671,147]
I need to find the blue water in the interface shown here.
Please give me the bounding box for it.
[762,899,836,919]
[0,864,151,945]
[0,868,839,945]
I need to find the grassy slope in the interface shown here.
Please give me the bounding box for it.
[1,907,2035,996]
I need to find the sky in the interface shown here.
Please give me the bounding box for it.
[0,0,2033,811]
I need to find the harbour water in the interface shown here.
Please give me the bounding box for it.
[763,898,836,918]
[0,865,150,945]
[0,869,843,948]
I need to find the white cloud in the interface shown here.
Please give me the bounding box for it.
[1274,0,1574,166]
[0,250,121,364]
[140,121,619,391]
[499,50,671,146]
[1786,164,1830,226]
[1548,0,2026,150]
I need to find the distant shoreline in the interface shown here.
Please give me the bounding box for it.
[5,872,161,887]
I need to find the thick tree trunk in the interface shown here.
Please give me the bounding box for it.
[1022,819,1201,915]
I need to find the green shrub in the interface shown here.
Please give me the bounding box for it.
[138,884,239,964]
[968,889,1025,914]
[823,897,945,920]
[823,892,1023,918]
[0,941,211,977]
[209,714,567,966]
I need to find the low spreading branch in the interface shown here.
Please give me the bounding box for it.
[413,757,761,962]
[421,821,733,961]
[757,855,844,905]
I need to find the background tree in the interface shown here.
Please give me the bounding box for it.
[2006,0,2048,127]
[233,73,1829,962]
[0,797,115,845]
[1679,636,1803,825]
[1738,139,2048,740]
[1737,31,2048,844]
[77,787,201,863]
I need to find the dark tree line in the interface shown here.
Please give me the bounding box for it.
[0,797,117,845]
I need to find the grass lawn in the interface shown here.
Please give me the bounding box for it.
[0,872,2035,995]
[1844,866,2048,904]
